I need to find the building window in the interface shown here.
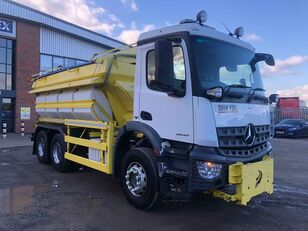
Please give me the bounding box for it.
[65,58,76,67]
[40,54,52,72]
[0,38,14,90]
[76,60,87,65]
[40,54,88,73]
[53,56,64,69]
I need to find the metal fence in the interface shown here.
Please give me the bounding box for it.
[271,108,308,125]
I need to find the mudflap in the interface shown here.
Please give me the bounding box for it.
[210,156,274,206]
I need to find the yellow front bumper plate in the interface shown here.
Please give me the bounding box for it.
[211,156,274,205]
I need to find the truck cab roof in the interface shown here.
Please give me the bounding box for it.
[138,22,255,52]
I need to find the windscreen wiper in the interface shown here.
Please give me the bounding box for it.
[247,87,266,102]
[222,84,251,99]
[224,84,250,94]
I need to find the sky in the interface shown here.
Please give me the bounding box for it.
[14,0,308,103]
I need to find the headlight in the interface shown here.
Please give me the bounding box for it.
[288,127,297,131]
[196,161,222,179]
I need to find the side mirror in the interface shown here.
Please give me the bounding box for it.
[269,94,279,104]
[250,53,275,67]
[264,54,275,66]
[154,39,174,91]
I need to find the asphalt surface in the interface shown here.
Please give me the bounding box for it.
[0,138,308,231]
[0,134,32,149]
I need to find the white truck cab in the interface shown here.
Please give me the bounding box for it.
[127,11,276,202]
[134,17,274,152]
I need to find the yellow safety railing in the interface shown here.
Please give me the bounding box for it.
[64,120,115,174]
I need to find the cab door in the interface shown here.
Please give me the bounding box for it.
[137,40,194,143]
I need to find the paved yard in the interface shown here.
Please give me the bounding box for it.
[0,138,308,231]
[0,134,32,149]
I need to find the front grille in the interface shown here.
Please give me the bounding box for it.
[217,125,270,157]
[218,142,269,157]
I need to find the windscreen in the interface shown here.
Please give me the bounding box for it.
[192,36,264,94]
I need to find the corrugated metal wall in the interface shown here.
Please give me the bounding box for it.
[40,27,106,60]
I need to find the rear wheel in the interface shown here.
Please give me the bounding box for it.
[35,130,50,164]
[50,133,72,172]
[120,147,162,210]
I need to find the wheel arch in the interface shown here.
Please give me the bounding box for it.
[32,124,66,155]
[113,121,163,177]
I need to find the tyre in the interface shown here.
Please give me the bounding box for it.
[35,130,50,164]
[293,132,300,139]
[120,147,162,210]
[50,133,72,172]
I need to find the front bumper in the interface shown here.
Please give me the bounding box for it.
[158,142,272,199]
[188,142,272,192]
[275,130,297,137]
[210,156,274,205]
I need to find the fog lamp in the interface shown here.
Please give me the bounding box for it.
[196,161,222,179]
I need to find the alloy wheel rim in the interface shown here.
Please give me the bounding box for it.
[52,142,61,164]
[125,162,147,197]
[38,137,45,157]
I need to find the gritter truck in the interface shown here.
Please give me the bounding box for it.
[30,11,278,210]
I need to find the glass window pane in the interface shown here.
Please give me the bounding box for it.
[65,58,76,67]
[0,64,5,72]
[2,98,11,103]
[53,57,64,69]
[6,49,12,65]
[146,47,186,94]
[6,73,12,90]
[7,40,12,49]
[6,65,12,74]
[0,47,6,63]
[173,47,185,80]
[76,60,87,65]
[146,50,155,85]
[0,73,5,89]
[0,38,6,48]
[40,54,52,72]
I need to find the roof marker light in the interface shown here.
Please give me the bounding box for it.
[234,26,244,38]
[196,10,208,24]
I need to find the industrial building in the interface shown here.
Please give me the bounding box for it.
[0,0,124,133]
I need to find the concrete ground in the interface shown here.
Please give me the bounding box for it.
[0,133,32,149]
[0,138,308,231]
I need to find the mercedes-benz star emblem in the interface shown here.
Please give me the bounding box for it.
[244,124,256,146]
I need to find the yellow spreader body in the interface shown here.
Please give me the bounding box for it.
[30,48,136,126]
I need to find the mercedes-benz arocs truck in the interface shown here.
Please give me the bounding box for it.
[30,11,277,210]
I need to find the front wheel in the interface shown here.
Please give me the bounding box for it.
[120,148,162,210]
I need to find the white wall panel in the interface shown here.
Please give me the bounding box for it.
[40,27,106,60]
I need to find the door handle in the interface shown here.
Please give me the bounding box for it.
[140,111,152,121]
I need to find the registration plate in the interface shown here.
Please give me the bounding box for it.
[276,131,284,134]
